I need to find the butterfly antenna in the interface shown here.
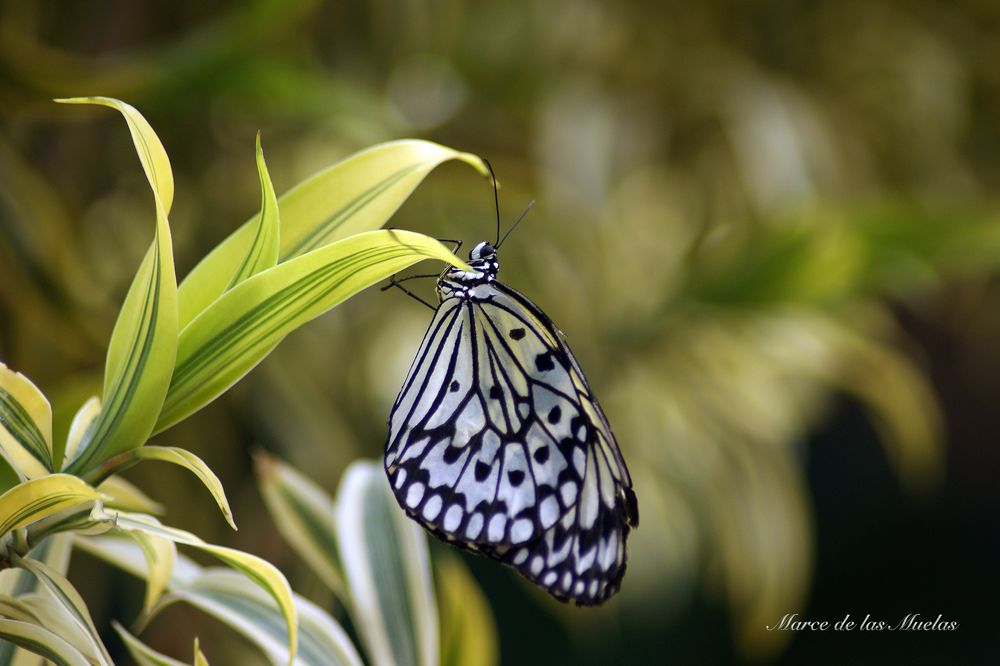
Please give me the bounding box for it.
[483,158,501,246]
[497,199,535,249]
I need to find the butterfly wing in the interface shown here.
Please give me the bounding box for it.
[385,281,637,605]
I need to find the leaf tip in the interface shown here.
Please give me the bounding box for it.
[466,153,492,179]
[53,96,97,106]
[252,448,278,483]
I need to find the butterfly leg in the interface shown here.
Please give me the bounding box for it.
[435,238,463,254]
[381,273,438,310]
[386,226,462,254]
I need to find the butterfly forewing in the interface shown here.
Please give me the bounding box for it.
[385,244,637,605]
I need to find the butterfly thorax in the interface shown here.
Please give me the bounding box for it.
[437,241,500,302]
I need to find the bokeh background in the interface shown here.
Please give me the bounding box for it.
[1,0,999,663]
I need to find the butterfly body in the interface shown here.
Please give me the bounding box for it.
[385,241,637,605]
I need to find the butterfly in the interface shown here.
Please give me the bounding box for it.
[383,197,638,606]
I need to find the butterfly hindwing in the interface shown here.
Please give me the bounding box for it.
[385,242,637,605]
[474,283,637,603]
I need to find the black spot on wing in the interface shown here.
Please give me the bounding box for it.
[474,460,491,482]
[625,487,640,527]
[535,352,555,372]
[449,380,460,392]
[509,327,526,340]
[533,445,549,464]
[548,405,562,424]
[443,444,463,464]
[507,469,525,487]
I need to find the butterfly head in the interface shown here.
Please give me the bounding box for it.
[463,241,500,280]
[469,240,498,265]
[437,241,499,300]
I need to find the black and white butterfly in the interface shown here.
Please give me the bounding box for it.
[384,196,637,606]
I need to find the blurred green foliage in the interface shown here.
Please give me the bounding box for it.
[1,0,998,663]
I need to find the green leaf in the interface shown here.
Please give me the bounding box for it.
[57,98,178,475]
[436,557,498,666]
[11,555,113,665]
[177,139,486,328]
[86,446,235,530]
[156,230,466,433]
[335,461,438,666]
[0,475,103,536]
[0,619,90,666]
[0,363,53,479]
[227,133,280,289]
[114,622,188,666]
[255,452,343,595]
[92,509,297,664]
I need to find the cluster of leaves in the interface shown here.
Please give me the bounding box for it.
[0,97,495,664]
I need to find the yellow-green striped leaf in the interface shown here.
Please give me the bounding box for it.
[53,97,174,214]
[94,509,297,664]
[158,570,363,666]
[80,536,360,666]
[0,363,53,479]
[255,452,343,595]
[114,622,188,666]
[0,475,103,536]
[193,639,209,666]
[227,133,280,289]
[62,398,100,472]
[126,526,177,613]
[11,555,112,665]
[0,596,54,666]
[73,534,202,589]
[96,475,165,515]
[57,98,178,475]
[335,461,438,666]
[0,535,74,666]
[87,446,234,530]
[14,593,108,665]
[156,230,466,433]
[0,533,72,602]
[177,139,486,328]
[0,594,37,623]
[21,501,109,545]
[0,619,90,666]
